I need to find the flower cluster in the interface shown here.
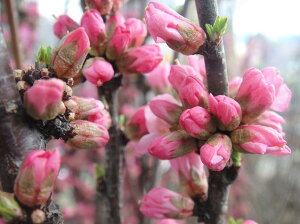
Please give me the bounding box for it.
[53,5,163,86]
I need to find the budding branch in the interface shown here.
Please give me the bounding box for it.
[195,0,239,223]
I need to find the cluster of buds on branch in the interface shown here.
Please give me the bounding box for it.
[122,1,293,222]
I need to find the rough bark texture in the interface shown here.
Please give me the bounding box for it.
[96,75,124,224]
[195,0,228,96]
[194,1,238,224]
[0,28,63,224]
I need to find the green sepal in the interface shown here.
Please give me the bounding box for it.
[231,151,242,167]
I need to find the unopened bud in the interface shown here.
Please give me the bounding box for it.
[0,191,23,221]
[31,209,45,224]
[68,120,109,149]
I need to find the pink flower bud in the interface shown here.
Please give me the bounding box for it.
[146,62,171,93]
[242,220,258,224]
[83,57,114,86]
[200,134,232,171]
[124,18,147,48]
[178,76,208,108]
[106,24,131,60]
[235,68,275,123]
[24,78,66,120]
[51,27,90,78]
[53,15,79,39]
[106,13,125,37]
[148,131,197,160]
[170,152,208,198]
[118,44,163,74]
[68,120,109,149]
[179,106,215,140]
[149,94,182,125]
[250,111,285,134]
[125,106,148,140]
[145,2,206,55]
[209,94,242,131]
[231,125,291,156]
[88,109,112,129]
[85,0,113,15]
[229,76,242,98]
[261,67,292,112]
[80,9,107,56]
[14,149,61,207]
[140,187,194,219]
[187,55,206,80]
[136,133,160,156]
[64,96,104,119]
[169,65,201,92]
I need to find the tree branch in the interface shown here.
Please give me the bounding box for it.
[0,27,63,224]
[96,75,124,224]
[194,1,238,224]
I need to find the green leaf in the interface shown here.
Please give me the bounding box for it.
[36,45,52,67]
[118,115,126,127]
[205,16,228,42]
[95,164,105,179]
[236,219,244,224]
[228,217,237,224]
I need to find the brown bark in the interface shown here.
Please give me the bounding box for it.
[0,28,63,224]
[96,75,124,224]
[194,1,239,224]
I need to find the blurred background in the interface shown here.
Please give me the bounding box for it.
[1,0,300,223]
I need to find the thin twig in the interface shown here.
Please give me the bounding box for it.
[5,0,22,68]
[194,1,238,224]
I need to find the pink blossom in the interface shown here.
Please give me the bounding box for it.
[106,24,131,60]
[88,109,112,129]
[53,15,79,39]
[118,44,163,74]
[24,78,66,120]
[170,152,208,197]
[73,80,99,99]
[250,111,285,134]
[136,133,160,156]
[149,94,182,125]
[51,27,90,78]
[155,219,179,224]
[262,67,292,112]
[179,106,215,139]
[125,106,148,140]
[169,64,201,92]
[144,106,171,134]
[85,0,113,15]
[124,18,147,48]
[231,125,291,156]
[187,55,206,80]
[68,120,109,149]
[140,187,194,219]
[80,9,106,55]
[14,149,61,206]
[179,76,208,108]
[144,2,206,55]
[106,13,125,37]
[228,76,242,98]
[235,68,275,123]
[242,220,258,224]
[83,57,114,86]
[200,134,232,171]
[148,131,197,160]
[209,94,241,131]
[146,62,171,93]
